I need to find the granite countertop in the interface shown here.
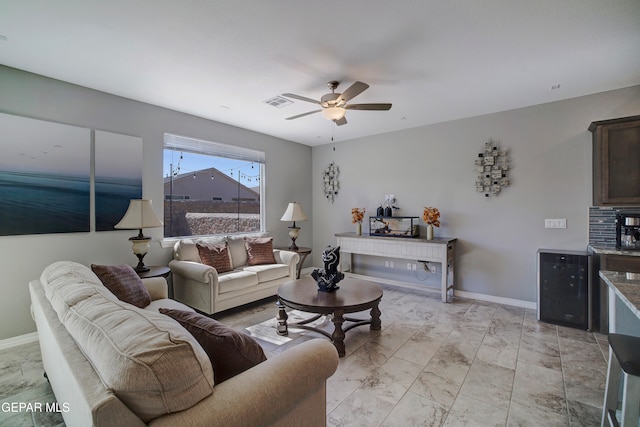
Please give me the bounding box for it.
[600,270,640,319]
[589,245,640,256]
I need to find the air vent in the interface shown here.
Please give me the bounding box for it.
[263,96,293,108]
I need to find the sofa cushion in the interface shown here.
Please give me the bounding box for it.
[91,264,151,308]
[174,238,198,261]
[146,297,197,313]
[218,270,260,294]
[245,237,277,266]
[160,309,267,383]
[40,262,215,422]
[181,237,228,260]
[196,241,232,273]
[41,261,118,315]
[243,263,290,283]
[227,235,249,267]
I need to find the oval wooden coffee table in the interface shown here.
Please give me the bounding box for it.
[276,277,383,357]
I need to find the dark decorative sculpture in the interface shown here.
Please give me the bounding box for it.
[311,245,344,292]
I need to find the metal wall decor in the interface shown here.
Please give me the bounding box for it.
[322,162,339,202]
[475,139,510,197]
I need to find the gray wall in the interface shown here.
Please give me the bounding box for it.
[0,65,312,341]
[311,85,640,303]
[1,62,639,341]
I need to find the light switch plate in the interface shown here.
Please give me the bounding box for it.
[545,218,567,229]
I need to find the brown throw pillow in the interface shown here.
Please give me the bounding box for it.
[196,241,232,273]
[90,264,151,308]
[159,308,267,383]
[245,237,276,266]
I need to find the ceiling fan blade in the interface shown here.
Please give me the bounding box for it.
[281,93,320,104]
[336,81,369,104]
[345,103,392,111]
[335,117,348,126]
[285,110,322,120]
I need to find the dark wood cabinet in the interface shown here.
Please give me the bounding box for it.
[590,115,640,206]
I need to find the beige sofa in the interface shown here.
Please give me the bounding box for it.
[169,235,299,314]
[29,261,338,427]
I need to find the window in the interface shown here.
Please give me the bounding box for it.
[163,133,264,238]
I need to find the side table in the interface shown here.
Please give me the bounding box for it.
[277,247,311,279]
[136,266,171,279]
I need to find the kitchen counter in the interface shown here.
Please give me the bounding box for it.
[589,247,640,333]
[599,270,640,336]
[589,245,640,256]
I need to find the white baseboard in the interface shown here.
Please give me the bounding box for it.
[454,290,536,310]
[0,332,38,351]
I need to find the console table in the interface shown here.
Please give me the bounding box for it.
[335,233,456,302]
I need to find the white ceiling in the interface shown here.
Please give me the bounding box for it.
[1,1,639,146]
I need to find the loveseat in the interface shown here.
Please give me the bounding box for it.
[29,261,338,427]
[169,235,299,314]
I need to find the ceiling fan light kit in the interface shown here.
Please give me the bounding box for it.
[283,81,391,126]
[321,107,346,121]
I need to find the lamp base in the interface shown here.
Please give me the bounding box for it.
[134,252,150,273]
[288,226,300,251]
[129,234,151,273]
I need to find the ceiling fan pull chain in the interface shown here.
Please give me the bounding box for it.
[331,120,336,143]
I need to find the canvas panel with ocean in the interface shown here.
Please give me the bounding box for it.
[0,171,90,236]
[95,176,142,231]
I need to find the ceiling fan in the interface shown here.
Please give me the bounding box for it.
[282,81,392,126]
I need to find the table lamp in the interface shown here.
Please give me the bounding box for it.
[280,202,308,250]
[115,199,164,272]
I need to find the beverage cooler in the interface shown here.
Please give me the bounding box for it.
[537,249,593,331]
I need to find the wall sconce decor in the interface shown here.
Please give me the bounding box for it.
[322,162,339,203]
[475,139,510,197]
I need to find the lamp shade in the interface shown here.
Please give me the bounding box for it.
[321,107,346,121]
[280,202,308,222]
[114,199,163,230]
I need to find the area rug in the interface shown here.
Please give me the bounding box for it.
[245,310,330,345]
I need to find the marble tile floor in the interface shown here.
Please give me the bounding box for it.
[0,341,64,426]
[219,284,609,427]
[0,283,609,426]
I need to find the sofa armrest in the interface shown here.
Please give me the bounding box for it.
[149,339,339,427]
[142,278,168,300]
[169,260,219,283]
[274,250,300,279]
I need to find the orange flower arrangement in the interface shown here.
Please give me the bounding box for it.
[422,206,441,227]
[351,208,366,224]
